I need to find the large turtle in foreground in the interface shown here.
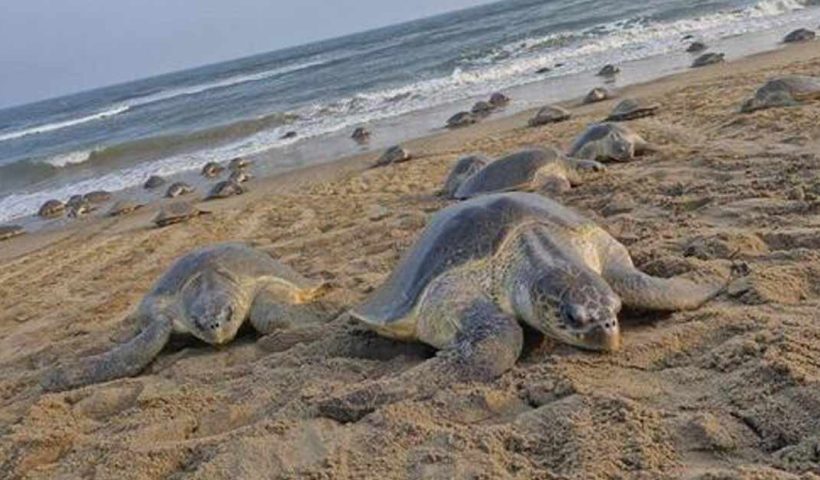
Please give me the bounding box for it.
[447,147,604,199]
[568,123,653,162]
[42,243,333,392]
[317,193,728,422]
[740,76,820,113]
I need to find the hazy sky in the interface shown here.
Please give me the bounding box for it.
[0,0,494,108]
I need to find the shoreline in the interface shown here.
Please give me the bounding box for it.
[1,12,817,225]
[3,39,818,264]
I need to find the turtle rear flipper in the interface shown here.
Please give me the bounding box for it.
[41,317,173,392]
[316,297,523,423]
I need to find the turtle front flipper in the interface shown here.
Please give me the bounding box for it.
[316,298,523,423]
[41,317,173,392]
[603,260,729,311]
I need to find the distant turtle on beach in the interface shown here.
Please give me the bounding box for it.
[740,76,820,113]
[84,190,112,204]
[0,225,25,241]
[489,92,510,107]
[144,175,166,190]
[281,131,298,140]
[606,98,660,121]
[201,162,225,178]
[166,182,195,198]
[783,28,815,43]
[691,52,724,68]
[108,200,144,217]
[686,41,707,53]
[153,202,209,227]
[568,123,653,162]
[440,155,490,198]
[38,199,66,219]
[471,101,496,116]
[583,87,610,104]
[66,195,85,211]
[41,243,334,392]
[447,147,604,199]
[228,157,249,171]
[207,180,245,200]
[528,105,571,127]
[67,197,92,218]
[446,111,480,129]
[351,127,371,143]
[229,170,252,184]
[316,193,728,422]
[597,64,620,77]
[374,145,412,167]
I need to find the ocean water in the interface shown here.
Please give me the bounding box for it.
[0,0,818,223]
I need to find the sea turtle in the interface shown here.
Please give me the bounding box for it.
[528,105,571,127]
[449,148,604,199]
[201,162,224,178]
[206,180,245,200]
[568,123,652,162]
[446,111,480,129]
[316,193,728,422]
[228,157,249,171]
[0,225,24,241]
[108,200,144,217]
[471,101,495,116]
[489,92,510,107]
[41,243,334,392]
[229,170,252,184]
[783,28,815,43]
[352,127,371,143]
[740,76,820,113]
[84,190,112,204]
[597,64,620,77]
[281,131,298,139]
[38,199,66,219]
[67,197,92,218]
[153,202,209,227]
[606,98,660,121]
[686,41,707,53]
[66,195,85,211]
[691,52,724,68]
[144,175,166,190]
[375,145,412,167]
[166,182,195,198]
[584,87,610,104]
[440,155,491,198]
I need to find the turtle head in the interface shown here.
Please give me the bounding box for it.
[607,132,634,162]
[181,270,249,345]
[527,267,622,351]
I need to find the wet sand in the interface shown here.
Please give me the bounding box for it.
[1,41,820,479]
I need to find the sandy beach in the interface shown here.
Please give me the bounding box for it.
[1,41,820,479]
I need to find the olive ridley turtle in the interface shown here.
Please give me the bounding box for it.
[317,193,727,422]
[42,243,333,391]
[740,76,820,113]
[447,147,604,199]
[568,123,653,162]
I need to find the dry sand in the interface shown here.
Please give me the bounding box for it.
[1,42,820,479]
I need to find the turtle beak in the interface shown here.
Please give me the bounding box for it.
[581,322,621,352]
